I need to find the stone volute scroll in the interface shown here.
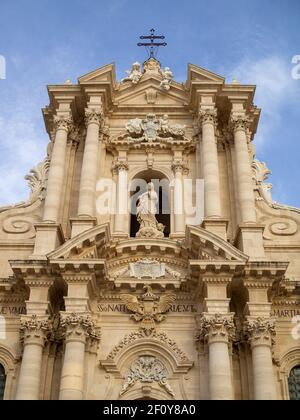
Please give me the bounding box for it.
[121,286,176,335]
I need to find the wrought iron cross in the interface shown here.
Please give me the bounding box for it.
[138,28,167,59]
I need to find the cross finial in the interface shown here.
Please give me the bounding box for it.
[137,28,167,60]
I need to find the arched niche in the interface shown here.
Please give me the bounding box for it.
[0,345,17,400]
[129,169,171,238]
[278,347,300,400]
[101,331,193,400]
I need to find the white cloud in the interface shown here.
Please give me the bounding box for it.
[230,55,300,150]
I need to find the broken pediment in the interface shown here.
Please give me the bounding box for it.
[186,63,225,86]
[78,63,116,85]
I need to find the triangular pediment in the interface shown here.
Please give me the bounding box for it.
[78,63,116,85]
[187,63,225,86]
[115,79,188,108]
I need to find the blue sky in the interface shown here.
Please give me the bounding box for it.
[0,0,299,207]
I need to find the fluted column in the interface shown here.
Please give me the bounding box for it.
[172,162,185,235]
[245,318,277,400]
[15,316,50,400]
[77,108,103,218]
[43,115,73,223]
[59,313,100,400]
[199,108,221,219]
[198,314,234,400]
[230,114,256,223]
[113,162,129,236]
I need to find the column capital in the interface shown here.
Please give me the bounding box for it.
[53,115,74,133]
[198,108,218,126]
[244,317,276,348]
[20,314,52,346]
[112,160,129,174]
[196,313,235,344]
[60,312,100,344]
[84,107,103,126]
[229,113,251,133]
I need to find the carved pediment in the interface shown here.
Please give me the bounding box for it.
[187,64,225,85]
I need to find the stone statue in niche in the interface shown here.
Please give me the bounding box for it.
[136,182,165,239]
[121,62,143,84]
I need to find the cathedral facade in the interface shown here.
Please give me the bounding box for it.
[0,58,299,400]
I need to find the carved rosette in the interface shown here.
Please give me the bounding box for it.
[20,315,52,346]
[53,115,73,133]
[198,108,218,126]
[229,114,251,133]
[120,356,175,398]
[60,313,100,344]
[196,313,235,344]
[244,317,276,348]
[85,108,104,126]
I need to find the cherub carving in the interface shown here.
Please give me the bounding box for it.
[122,286,176,334]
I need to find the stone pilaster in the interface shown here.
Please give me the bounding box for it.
[15,315,51,400]
[59,313,100,400]
[244,317,277,400]
[197,313,235,400]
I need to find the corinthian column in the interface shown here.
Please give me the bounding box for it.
[43,115,73,223]
[198,313,234,400]
[230,114,256,224]
[77,108,103,218]
[245,318,277,400]
[16,315,50,400]
[59,313,100,400]
[199,108,221,219]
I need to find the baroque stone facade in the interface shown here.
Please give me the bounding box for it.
[0,58,299,400]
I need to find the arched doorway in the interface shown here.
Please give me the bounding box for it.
[130,170,171,238]
[288,365,300,400]
[0,364,6,400]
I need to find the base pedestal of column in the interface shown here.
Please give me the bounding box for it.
[70,217,97,238]
[202,219,229,241]
[235,224,265,259]
[31,223,65,258]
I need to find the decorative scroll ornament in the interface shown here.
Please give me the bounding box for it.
[121,286,176,335]
[120,356,175,397]
[125,113,186,143]
[121,62,143,84]
[53,115,73,132]
[252,159,274,205]
[196,313,235,343]
[107,329,190,363]
[244,317,276,346]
